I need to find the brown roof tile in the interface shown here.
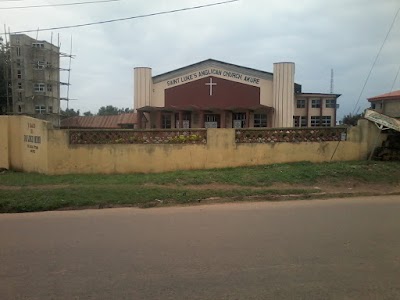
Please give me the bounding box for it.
[368,90,400,102]
[60,113,138,129]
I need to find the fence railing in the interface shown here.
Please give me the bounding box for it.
[235,127,347,143]
[69,129,207,145]
[68,127,347,145]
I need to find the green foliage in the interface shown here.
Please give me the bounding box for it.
[97,105,133,116]
[60,108,80,119]
[83,111,93,116]
[341,113,363,126]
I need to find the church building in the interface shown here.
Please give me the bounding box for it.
[134,59,340,129]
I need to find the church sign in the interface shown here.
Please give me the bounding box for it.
[167,68,261,87]
[24,122,42,154]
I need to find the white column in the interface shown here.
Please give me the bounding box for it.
[134,67,153,110]
[272,62,295,127]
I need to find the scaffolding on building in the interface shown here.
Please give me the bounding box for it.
[1,26,75,125]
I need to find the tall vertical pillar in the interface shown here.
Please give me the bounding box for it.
[220,111,226,128]
[137,111,142,129]
[157,111,162,129]
[134,67,153,110]
[199,111,205,128]
[272,62,295,128]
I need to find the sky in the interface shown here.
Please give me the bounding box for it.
[2,0,399,119]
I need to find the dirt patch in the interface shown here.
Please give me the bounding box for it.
[143,182,400,195]
[0,184,70,191]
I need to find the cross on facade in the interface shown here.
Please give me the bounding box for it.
[205,77,217,96]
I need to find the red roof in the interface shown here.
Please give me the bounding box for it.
[368,90,400,102]
[60,113,138,129]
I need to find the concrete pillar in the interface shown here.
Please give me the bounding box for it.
[199,111,205,128]
[220,111,226,128]
[272,62,295,127]
[157,111,162,129]
[246,111,250,128]
[134,67,153,110]
[137,111,142,129]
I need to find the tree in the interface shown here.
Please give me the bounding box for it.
[341,113,363,126]
[83,111,93,116]
[97,105,133,115]
[60,108,80,119]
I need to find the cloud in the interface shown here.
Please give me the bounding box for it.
[2,0,399,118]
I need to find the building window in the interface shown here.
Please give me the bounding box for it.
[16,59,22,67]
[175,113,191,128]
[32,43,45,48]
[321,116,332,127]
[297,99,306,108]
[233,113,246,128]
[293,116,308,127]
[34,61,45,70]
[17,70,22,79]
[311,99,321,108]
[18,92,23,101]
[48,106,53,113]
[16,47,21,56]
[301,116,307,127]
[325,99,336,108]
[205,114,219,128]
[17,82,22,89]
[161,114,171,129]
[310,116,320,127]
[47,84,52,92]
[371,103,376,109]
[254,114,267,128]
[34,83,45,92]
[35,105,46,114]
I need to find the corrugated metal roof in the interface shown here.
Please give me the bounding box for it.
[60,113,138,129]
[368,90,400,102]
[364,109,400,132]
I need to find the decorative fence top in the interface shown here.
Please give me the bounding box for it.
[236,127,347,143]
[69,129,207,145]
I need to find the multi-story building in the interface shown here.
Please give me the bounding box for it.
[9,34,60,126]
[134,59,340,129]
[368,90,400,118]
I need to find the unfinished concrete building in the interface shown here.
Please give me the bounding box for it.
[8,34,61,126]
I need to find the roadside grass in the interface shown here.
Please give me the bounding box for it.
[0,161,399,213]
[0,186,319,213]
[1,161,400,187]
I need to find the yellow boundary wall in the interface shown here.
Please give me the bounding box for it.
[0,116,383,174]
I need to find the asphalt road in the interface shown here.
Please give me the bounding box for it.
[1,195,400,300]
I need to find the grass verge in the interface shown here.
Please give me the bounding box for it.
[0,161,399,213]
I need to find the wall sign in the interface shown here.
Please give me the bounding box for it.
[24,122,42,154]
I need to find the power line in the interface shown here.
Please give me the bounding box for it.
[0,0,120,9]
[4,0,239,34]
[352,5,400,114]
[390,64,400,92]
